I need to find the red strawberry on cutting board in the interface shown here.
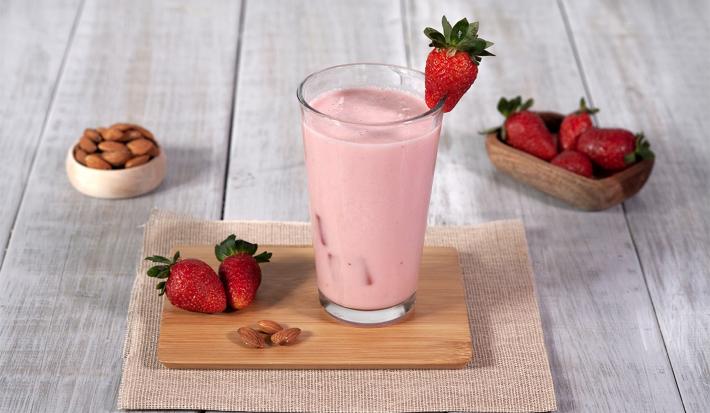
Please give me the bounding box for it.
[577,128,654,171]
[215,235,272,310]
[145,252,227,314]
[559,98,599,150]
[493,96,558,161]
[424,16,494,112]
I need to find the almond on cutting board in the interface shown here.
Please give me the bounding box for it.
[237,327,266,349]
[270,327,301,345]
[256,320,283,335]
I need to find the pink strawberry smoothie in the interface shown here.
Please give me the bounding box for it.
[302,87,441,310]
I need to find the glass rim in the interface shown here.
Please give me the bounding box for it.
[296,63,445,127]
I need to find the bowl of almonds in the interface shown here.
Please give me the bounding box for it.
[66,123,166,199]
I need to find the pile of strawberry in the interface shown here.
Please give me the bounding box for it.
[145,235,271,313]
[487,97,654,177]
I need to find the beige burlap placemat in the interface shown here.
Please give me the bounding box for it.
[118,210,555,412]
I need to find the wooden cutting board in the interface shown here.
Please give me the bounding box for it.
[158,245,472,369]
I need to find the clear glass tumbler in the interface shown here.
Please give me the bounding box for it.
[297,63,444,326]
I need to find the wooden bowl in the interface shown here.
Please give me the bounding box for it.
[65,148,167,199]
[485,112,654,211]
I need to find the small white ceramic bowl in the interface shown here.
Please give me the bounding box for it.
[65,148,167,199]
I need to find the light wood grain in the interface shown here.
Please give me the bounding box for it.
[223,0,409,220]
[0,0,81,264]
[485,113,654,211]
[405,0,684,411]
[159,245,471,369]
[563,0,710,410]
[0,1,241,411]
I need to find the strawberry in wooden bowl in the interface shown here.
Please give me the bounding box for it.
[483,96,654,211]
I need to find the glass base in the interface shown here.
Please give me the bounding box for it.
[318,291,415,327]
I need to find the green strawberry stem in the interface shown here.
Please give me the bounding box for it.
[424,16,494,65]
[624,132,655,164]
[576,97,600,115]
[497,96,534,118]
[215,234,272,263]
[479,96,535,141]
[145,251,180,296]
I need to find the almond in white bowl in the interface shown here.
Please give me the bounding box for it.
[66,124,166,199]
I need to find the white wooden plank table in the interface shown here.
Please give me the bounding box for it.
[0,0,81,263]
[0,0,707,412]
[562,0,710,410]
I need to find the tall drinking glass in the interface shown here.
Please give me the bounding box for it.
[297,63,444,326]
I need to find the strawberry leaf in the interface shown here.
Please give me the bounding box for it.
[479,125,502,136]
[497,96,534,118]
[147,265,169,278]
[234,239,258,256]
[451,18,469,44]
[254,251,272,263]
[634,132,655,160]
[442,16,452,42]
[156,281,167,296]
[215,235,272,264]
[511,96,522,111]
[424,15,494,65]
[215,234,237,262]
[497,97,511,117]
[471,38,487,50]
[468,21,479,36]
[521,98,534,111]
[423,28,446,48]
[455,37,477,50]
[145,251,178,295]
[145,255,171,264]
[577,97,600,115]
[624,152,637,164]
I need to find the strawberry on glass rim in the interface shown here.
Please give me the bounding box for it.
[424,16,494,112]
